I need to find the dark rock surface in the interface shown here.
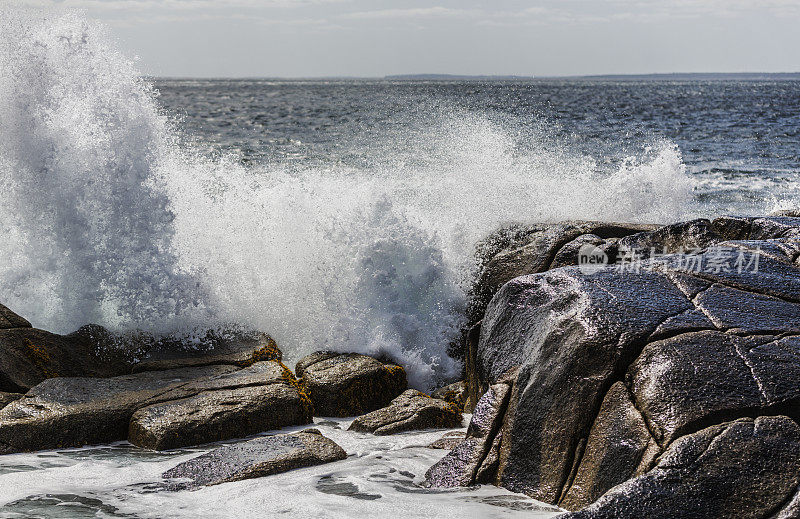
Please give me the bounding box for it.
[468,221,659,327]
[0,327,130,393]
[162,429,347,488]
[348,389,462,435]
[296,352,407,417]
[560,417,800,519]
[431,381,467,410]
[128,362,313,450]
[437,216,800,516]
[0,361,312,453]
[424,377,513,487]
[0,303,31,329]
[130,330,281,373]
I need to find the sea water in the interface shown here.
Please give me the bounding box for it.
[1,8,799,518]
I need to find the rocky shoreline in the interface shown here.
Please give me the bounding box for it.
[2,214,800,517]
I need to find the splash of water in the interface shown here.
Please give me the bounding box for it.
[0,10,695,388]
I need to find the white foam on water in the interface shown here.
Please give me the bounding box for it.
[0,419,563,519]
[0,9,697,388]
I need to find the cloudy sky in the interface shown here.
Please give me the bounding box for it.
[18,0,800,77]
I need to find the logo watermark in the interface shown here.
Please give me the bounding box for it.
[577,245,762,275]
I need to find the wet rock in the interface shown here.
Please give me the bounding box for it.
[128,362,312,450]
[559,382,658,510]
[348,389,462,435]
[296,352,406,417]
[130,329,281,373]
[0,303,31,329]
[427,431,466,450]
[468,228,800,509]
[431,381,467,409]
[469,221,658,327]
[424,379,513,487]
[162,429,346,488]
[0,362,312,453]
[560,417,800,519]
[0,327,130,393]
[0,391,22,409]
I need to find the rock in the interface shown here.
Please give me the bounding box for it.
[130,329,281,373]
[454,217,800,512]
[162,429,347,488]
[431,381,467,409]
[428,431,466,450]
[424,378,513,487]
[559,382,658,510]
[128,362,312,450]
[349,389,462,435]
[0,303,31,329]
[296,352,407,417]
[0,391,22,410]
[0,361,312,453]
[0,327,130,393]
[560,417,800,519]
[468,221,659,327]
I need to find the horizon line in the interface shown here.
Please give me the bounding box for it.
[146,71,800,81]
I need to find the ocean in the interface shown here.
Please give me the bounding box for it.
[1,10,800,518]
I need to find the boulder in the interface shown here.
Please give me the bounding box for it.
[348,389,462,435]
[0,361,312,453]
[130,329,281,373]
[428,431,466,450]
[468,221,659,327]
[296,352,406,417]
[424,377,513,487]
[560,417,800,519]
[0,303,31,329]
[432,216,800,514]
[0,327,130,393]
[431,381,467,409]
[128,362,312,450]
[0,391,22,410]
[162,429,347,488]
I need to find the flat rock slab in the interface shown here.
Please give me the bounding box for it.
[296,352,407,417]
[0,361,312,453]
[348,389,462,435]
[129,363,312,450]
[162,429,346,488]
[131,332,282,373]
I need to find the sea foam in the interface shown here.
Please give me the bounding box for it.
[0,10,695,388]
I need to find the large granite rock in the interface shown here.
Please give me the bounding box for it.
[561,417,800,519]
[435,216,800,516]
[0,361,312,453]
[130,329,282,373]
[0,327,130,393]
[128,362,312,450]
[348,389,462,435]
[468,221,659,327]
[162,429,347,488]
[296,352,407,417]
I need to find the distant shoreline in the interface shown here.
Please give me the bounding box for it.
[150,72,800,81]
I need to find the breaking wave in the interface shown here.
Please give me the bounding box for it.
[0,9,695,388]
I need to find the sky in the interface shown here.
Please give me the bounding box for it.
[13,0,800,77]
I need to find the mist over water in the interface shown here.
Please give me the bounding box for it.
[0,10,701,387]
